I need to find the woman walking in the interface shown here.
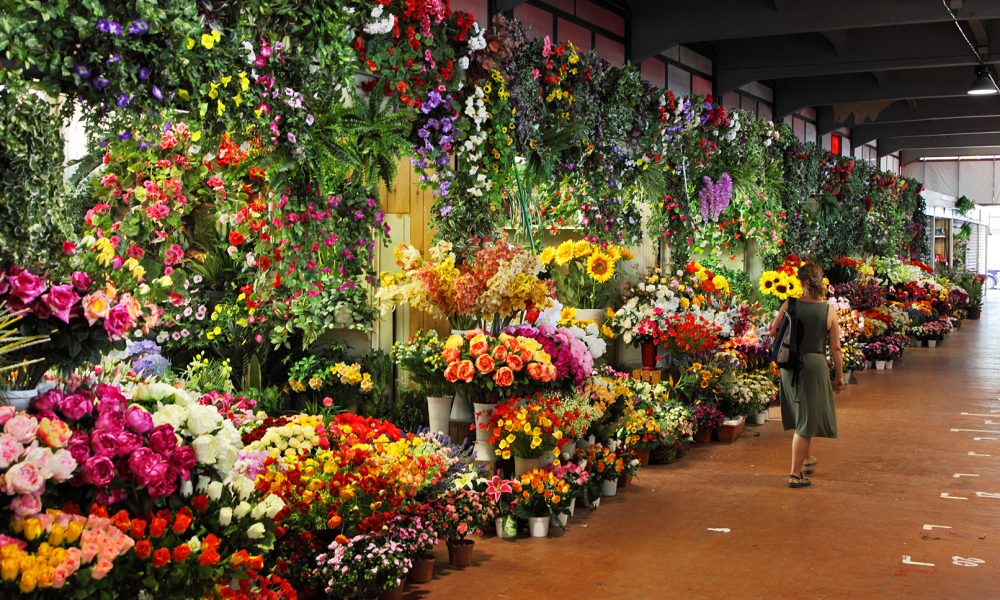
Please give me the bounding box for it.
[768,263,844,489]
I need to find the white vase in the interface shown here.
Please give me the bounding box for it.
[426,396,453,434]
[1,389,37,412]
[574,308,608,327]
[549,512,567,528]
[601,479,619,497]
[753,411,767,425]
[495,516,516,539]
[474,440,496,462]
[561,439,577,460]
[567,497,577,518]
[887,360,894,370]
[514,456,539,477]
[875,360,887,370]
[527,516,550,538]
[927,339,937,348]
[450,389,473,420]
[472,402,495,442]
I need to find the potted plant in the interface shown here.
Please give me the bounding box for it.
[513,468,571,536]
[691,402,724,443]
[314,534,412,600]
[438,488,493,568]
[577,443,625,498]
[487,395,565,476]
[956,272,984,320]
[484,475,521,539]
[547,461,590,519]
[392,330,452,433]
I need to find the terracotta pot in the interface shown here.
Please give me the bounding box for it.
[633,447,651,467]
[617,474,632,489]
[716,417,745,443]
[407,554,435,584]
[694,429,712,444]
[380,583,404,600]
[447,539,474,568]
[640,342,658,370]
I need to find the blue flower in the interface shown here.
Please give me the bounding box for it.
[116,93,130,107]
[128,19,149,35]
[118,130,132,141]
[106,54,122,64]
[73,64,91,79]
[92,76,110,91]
[151,84,163,100]
[138,66,151,81]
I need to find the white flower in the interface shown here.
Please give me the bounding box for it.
[234,501,252,520]
[186,404,223,436]
[207,480,224,501]
[180,478,193,498]
[133,381,180,403]
[218,507,233,526]
[247,523,266,539]
[263,494,285,518]
[364,11,395,35]
[152,404,189,431]
[251,502,266,521]
[191,435,219,465]
[458,56,470,70]
[187,535,201,552]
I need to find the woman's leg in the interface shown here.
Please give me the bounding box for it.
[790,433,812,479]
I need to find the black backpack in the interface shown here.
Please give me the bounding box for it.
[771,299,804,380]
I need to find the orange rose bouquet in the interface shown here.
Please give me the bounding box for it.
[441,330,557,404]
[512,468,572,519]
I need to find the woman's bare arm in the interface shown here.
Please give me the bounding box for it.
[767,300,789,338]
[828,305,845,391]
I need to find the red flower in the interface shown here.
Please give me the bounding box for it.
[192,494,209,513]
[152,547,171,568]
[173,544,192,562]
[229,231,246,246]
[134,539,152,559]
[149,517,167,538]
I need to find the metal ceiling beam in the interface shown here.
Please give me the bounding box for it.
[818,97,1000,133]
[852,116,1000,145]
[774,66,995,117]
[629,0,1000,62]
[714,22,994,92]
[879,132,1000,156]
[901,146,1000,163]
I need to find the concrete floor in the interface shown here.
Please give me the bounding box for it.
[410,296,1000,600]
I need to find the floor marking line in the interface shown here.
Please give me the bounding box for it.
[922,524,952,531]
[968,451,992,457]
[953,473,980,478]
[950,428,1000,433]
[706,528,730,533]
[940,493,968,500]
[902,555,935,567]
[974,437,999,441]
[953,556,986,567]
[975,491,1000,499]
[961,412,1000,417]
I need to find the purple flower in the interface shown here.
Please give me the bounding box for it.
[118,130,131,141]
[698,172,733,222]
[151,84,163,100]
[305,113,314,125]
[106,54,122,65]
[74,64,91,79]
[116,93,130,108]
[128,19,148,35]
[353,209,364,221]
[439,205,453,217]
[138,66,150,81]
[92,76,110,91]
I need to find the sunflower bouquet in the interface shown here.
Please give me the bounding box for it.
[758,254,811,301]
[539,239,633,309]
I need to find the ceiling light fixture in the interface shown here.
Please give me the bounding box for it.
[968,64,999,95]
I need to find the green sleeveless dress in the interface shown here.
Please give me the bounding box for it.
[779,300,838,438]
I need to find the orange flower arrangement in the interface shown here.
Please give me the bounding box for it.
[513,468,572,518]
[441,330,557,403]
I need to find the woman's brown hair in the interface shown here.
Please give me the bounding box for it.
[797,263,826,298]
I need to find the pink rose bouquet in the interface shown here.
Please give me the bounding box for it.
[0,408,76,516]
[30,383,194,503]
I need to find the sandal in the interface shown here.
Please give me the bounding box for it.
[802,459,816,475]
[788,473,811,489]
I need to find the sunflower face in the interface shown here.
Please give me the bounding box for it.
[586,251,615,283]
[555,242,575,266]
[539,247,556,265]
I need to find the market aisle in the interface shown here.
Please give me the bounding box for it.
[410,299,1000,600]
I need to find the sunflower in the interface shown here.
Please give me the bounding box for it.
[559,306,577,324]
[573,240,592,259]
[586,250,615,283]
[538,246,556,265]
[787,277,803,299]
[758,271,779,295]
[773,274,790,300]
[554,241,575,266]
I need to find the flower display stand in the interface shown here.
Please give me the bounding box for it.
[714,417,745,443]
[693,429,712,444]
[631,369,665,385]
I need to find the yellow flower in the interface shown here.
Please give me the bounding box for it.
[539,246,556,265]
[559,307,577,323]
[758,271,779,296]
[177,89,190,101]
[601,323,614,338]
[572,240,592,259]
[186,37,195,50]
[201,33,216,49]
[554,241,575,266]
[586,250,615,283]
